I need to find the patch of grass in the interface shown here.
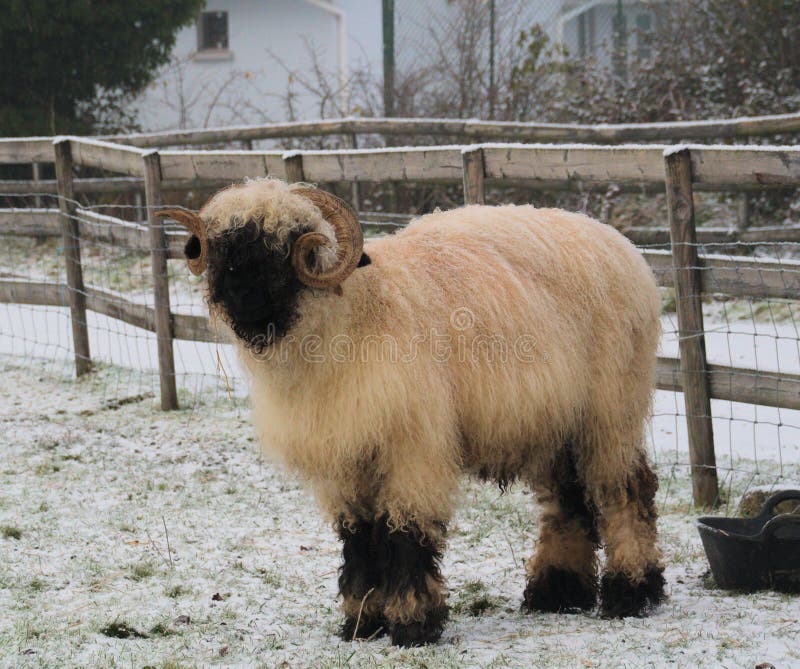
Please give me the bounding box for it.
[462,579,485,596]
[452,579,502,617]
[466,595,498,616]
[160,662,183,669]
[257,567,283,588]
[28,577,45,592]
[1,525,22,540]
[16,619,46,641]
[149,621,176,637]
[129,561,156,581]
[34,435,61,451]
[165,584,189,599]
[701,571,718,590]
[100,620,148,639]
[709,296,798,324]
[33,462,60,475]
[661,287,676,314]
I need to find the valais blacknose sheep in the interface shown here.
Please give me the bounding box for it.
[161,178,665,646]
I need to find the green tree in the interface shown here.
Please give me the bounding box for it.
[0,0,204,136]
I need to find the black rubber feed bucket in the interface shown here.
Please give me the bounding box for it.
[697,490,800,592]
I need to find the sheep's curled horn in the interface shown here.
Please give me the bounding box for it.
[290,188,363,294]
[156,188,363,294]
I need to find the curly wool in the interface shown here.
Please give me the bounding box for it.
[200,178,339,272]
[205,195,663,537]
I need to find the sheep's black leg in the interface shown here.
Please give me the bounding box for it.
[337,518,387,640]
[374,515,448,647]
[598,453,665,618]
[523,447,600,613]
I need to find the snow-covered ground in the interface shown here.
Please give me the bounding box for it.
[1,351,799,666]
[2,277,800,666]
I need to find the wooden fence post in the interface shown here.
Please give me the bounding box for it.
[134,190,144,223]
[32,162,42,208]
[348,133,361,212]
[664,147,719,508]
[284,152,305,183]
[143,151,178,410]
[54,140,91,376]
[736,193,750,231]
[462,147,486,205]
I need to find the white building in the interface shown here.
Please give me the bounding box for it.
[132,0,657,132]
[134,0,383,132]
[560,1,658,66]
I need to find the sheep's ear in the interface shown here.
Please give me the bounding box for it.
[357,252,371,268]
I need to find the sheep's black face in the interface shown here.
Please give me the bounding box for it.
[206,221,305,351]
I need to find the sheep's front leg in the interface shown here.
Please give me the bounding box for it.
[337,517,387,640]
[377,515,448,647]
[522,448,599,613]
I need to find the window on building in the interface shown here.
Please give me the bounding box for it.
[576,7,596,59]
[198,11,229,51]
[578,12,587,59]
[636,13,653,60]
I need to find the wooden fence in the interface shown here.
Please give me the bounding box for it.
[2,136,800,507]
[2,109,800,171]
[98,110,800,146]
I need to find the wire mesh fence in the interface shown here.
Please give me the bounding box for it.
[2,138,800,512]
[0,190,245,409]
[648,241,800,511]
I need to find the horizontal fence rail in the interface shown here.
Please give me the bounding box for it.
[3,111,800,164]
[0,278,212,342]
[158,150,285,181]
[0,207,187,257]
[5,214,798,301]
[113,112,800,148]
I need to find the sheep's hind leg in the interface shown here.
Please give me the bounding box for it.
[337,517,387,640]
[597,452,665,618]
[377,515,448,647]
[522,447,599,613]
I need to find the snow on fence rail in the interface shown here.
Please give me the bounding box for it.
[2,110,800,165]
[3,137,800,506]
[112,111,800,147]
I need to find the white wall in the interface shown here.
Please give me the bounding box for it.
[134,0,382,132]
[338,0,382,79]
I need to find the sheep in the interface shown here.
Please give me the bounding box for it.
[160,177,665,646]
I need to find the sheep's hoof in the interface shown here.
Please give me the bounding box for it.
[522,567,597,613]
[339,615,387,641]
[388,606,448,647]
[600,566,665,618]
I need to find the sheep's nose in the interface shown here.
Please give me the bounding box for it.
[222,275,249,307]
[219,270,269,314]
